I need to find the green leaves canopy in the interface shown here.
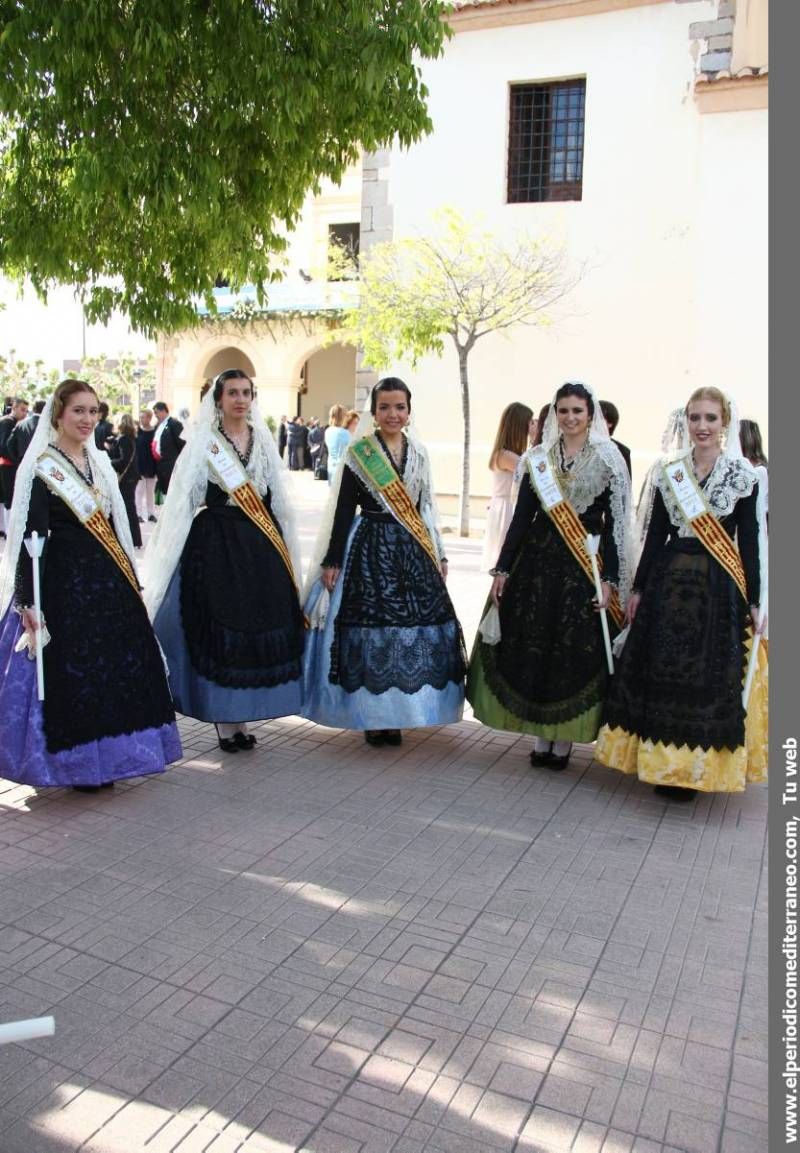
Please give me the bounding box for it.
[0,0,449,335]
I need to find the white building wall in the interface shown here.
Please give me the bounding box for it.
[381,0,766,499]
[692,107,768,443]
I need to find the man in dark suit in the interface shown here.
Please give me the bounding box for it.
[286,417,305,470]
[599,400,632,479]
[94,401,114,451]
[7,398,45,471]
[151,401,185,495]
[277,415,288,460]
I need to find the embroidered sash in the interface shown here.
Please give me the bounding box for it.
[206,433,300,592]
[663,458,749,603]
[35,450,140,594]
[349,435,441,572]
[526,448,625,629]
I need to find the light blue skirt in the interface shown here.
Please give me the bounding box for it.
[301,518,465,731]
[155,568,303,723]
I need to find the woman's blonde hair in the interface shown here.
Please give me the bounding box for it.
[488,402,533,469]
[118,413,136,438]
[329,404,346,427]
[344,409,360,429]
[686,387,731,427]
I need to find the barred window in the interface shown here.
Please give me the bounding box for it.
[328,222,360,278]
[507,79,586,203]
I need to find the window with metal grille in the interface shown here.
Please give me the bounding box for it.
[507,79,586,203]
[328,222,360,278]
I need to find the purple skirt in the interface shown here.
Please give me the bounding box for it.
[0,607,182,788]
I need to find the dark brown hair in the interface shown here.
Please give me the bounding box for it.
[213,369,254,404]
[370,377,411,415]
[50,379,99,429]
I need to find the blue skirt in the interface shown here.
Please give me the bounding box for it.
[0,607,181,788]
[302,517,465,731]
[154,566,304,723]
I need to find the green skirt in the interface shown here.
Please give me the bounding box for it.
[467,639,604,741]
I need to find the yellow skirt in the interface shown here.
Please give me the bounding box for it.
[596,638,768,793]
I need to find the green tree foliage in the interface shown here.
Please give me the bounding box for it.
[0,351,60,400]
[336,209,582,535]
[0,1,449,336]
[66,354,156,413]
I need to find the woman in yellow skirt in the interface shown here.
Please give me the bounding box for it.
[596,387,768,800]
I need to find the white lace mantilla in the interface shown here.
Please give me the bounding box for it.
[656,451,757,537]
[547,440,615,515]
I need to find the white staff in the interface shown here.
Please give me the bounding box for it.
[585,534,614,676]
[23,530,46,701]
[742,590,767,709]
[0,1016,55,1045]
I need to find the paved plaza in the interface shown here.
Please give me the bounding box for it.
[0,474,768,1153]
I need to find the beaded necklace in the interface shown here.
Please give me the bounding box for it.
[219,423,254,467]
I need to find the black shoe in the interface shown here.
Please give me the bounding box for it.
[214,724,240,753]
[100,781,115,789]
[72,784,100,793]
[381,730,402,746]
[137,515,145,523]
[654,785,697,803]
[530,747,553,767]
[148,515,158,523]
[549,746,572,771]
[234,731,257,750]
[364,730,385,747]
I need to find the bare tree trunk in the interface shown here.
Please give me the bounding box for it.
[458,345,471,537]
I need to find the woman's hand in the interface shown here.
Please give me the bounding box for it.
[626,591,642,624]
[21,607,42,635]
[490,573,507,607]
[440,560,449,583]
[750,605,767,635]
[321,566,340,593]
[593,581,613,611]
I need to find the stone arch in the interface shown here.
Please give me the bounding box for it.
[201,345,257,382]
[292,341,358,424]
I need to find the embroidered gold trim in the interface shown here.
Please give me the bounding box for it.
[84,510,140,595]
[527,455,625,629]
[230,480,300,593]
[350,436,441,573]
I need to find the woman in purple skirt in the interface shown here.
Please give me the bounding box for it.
[0,380,182,792]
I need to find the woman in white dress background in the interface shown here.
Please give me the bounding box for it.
[480,402,535,572]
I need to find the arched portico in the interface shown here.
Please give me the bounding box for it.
[156,319,358,423]
[201,346,258,382]
[293,342,358,424]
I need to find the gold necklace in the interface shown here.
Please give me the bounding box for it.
[692,448,719,482]
[380,434,405,467]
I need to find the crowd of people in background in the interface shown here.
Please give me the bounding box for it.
[0,395,186,546]
[0,376,769,806]
[277,406,360,482]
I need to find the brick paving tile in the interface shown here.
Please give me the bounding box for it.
[0,479,767,1152]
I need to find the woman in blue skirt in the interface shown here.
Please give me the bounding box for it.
[145,370,305,752]
[302,378,466,746]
